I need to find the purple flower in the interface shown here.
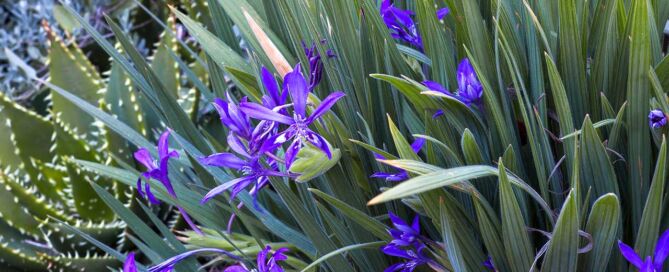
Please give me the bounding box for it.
[436,8,450,20]
[134,130,179,204]
[148,248,241,272]
[379,1,450,49]
[618,228,669,271]
[224,246,289,272]
[123,252,137,272]
[380,0,422,48]
[388,212,422,247]
[382,243,431,272]
[213,95,252,141]
[456,58,483,106]
[134,130,202,234]
[372,138,424,182]
[240,64,346,167]
[649,109,667,129]
[199,151,285,205]
[302,41,335,91]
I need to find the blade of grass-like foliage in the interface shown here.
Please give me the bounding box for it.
[545,53,576,170]
[578,116,619,203]
[559,119,616,140]
[558,0,588,120]
[634,136,667,258]
[498,160,533,271]
[270,179,353,271]
[579,194,621,271]
[309,189,389,240]
[626,0,653,230]
[541,189,579,271]
[439,199,469,271]
[473,198,509,272]
[299,241,386,272]
[649,67,669,112]
[89,182,181,259]
[367,164,553,220]
[173,8,250,74]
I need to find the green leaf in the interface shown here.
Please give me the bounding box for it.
[626,0,653,229]
[309,189,389,240]
[542,189,579,271]
[499,160,533,271]
[578,116,619,203]
[48,38,104,141]
[299,241,385,272]
[53,5,79,33]
[367,165,553,220]
[440,199,468,272]
[634,136,667,258]
[579,194,621,271]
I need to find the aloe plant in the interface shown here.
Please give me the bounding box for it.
[4,0,669,271]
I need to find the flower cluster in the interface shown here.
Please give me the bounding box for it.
[381,212,440,272]
[618,228,669,271]
[200,62,344,208]
[424,58,483,117]
[122,246,288,272]
[380,0,449,49]
[649,109,667,129]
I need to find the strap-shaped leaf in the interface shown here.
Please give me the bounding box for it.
[309,189,389,240]
[542,189,579,271]
[579,194,621,271]
[634,136,667,258]
[499,160,533,271]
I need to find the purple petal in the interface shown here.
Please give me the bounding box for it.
[284,63,309,117]
[200,153,247,169]
[436,7,449,20]
[411,215,420,233]
[123,252,137,272]
[227,134,251,158]
[618,240,644,269]
[201,176,254,203]
[422,80,448,94]
[260,129,295,154]
[157,130,172,160]
[239,102,294,125]
[148,248,240,272]
[224,265,249,272]
[261,67,283,106]
[654,228,669,268]
[432,110,444,119]
[145,182,160,205]
[136,178,145,199]
[134,148,156,170]
[410,138,425,154]
[643,256,653,272]
[306,91,346,124]
[381,244,411,259]
[257,246,271,271]
[305,131,332,159]
[284,139,302,168]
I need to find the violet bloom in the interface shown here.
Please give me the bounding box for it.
[224,246,289,272]
[383,243,433,272]
[388,212,422,247]
[649,109,667,129]
[456,58,483,106]
[134,130,202,234]
[199,150,284,205]
[372,138,424,182]
[123,252,137,272]
[303,41,335,91]
[618,228,669,271]
[148,248,241,272]
[380,0,422,48]
[240,64,346,167]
